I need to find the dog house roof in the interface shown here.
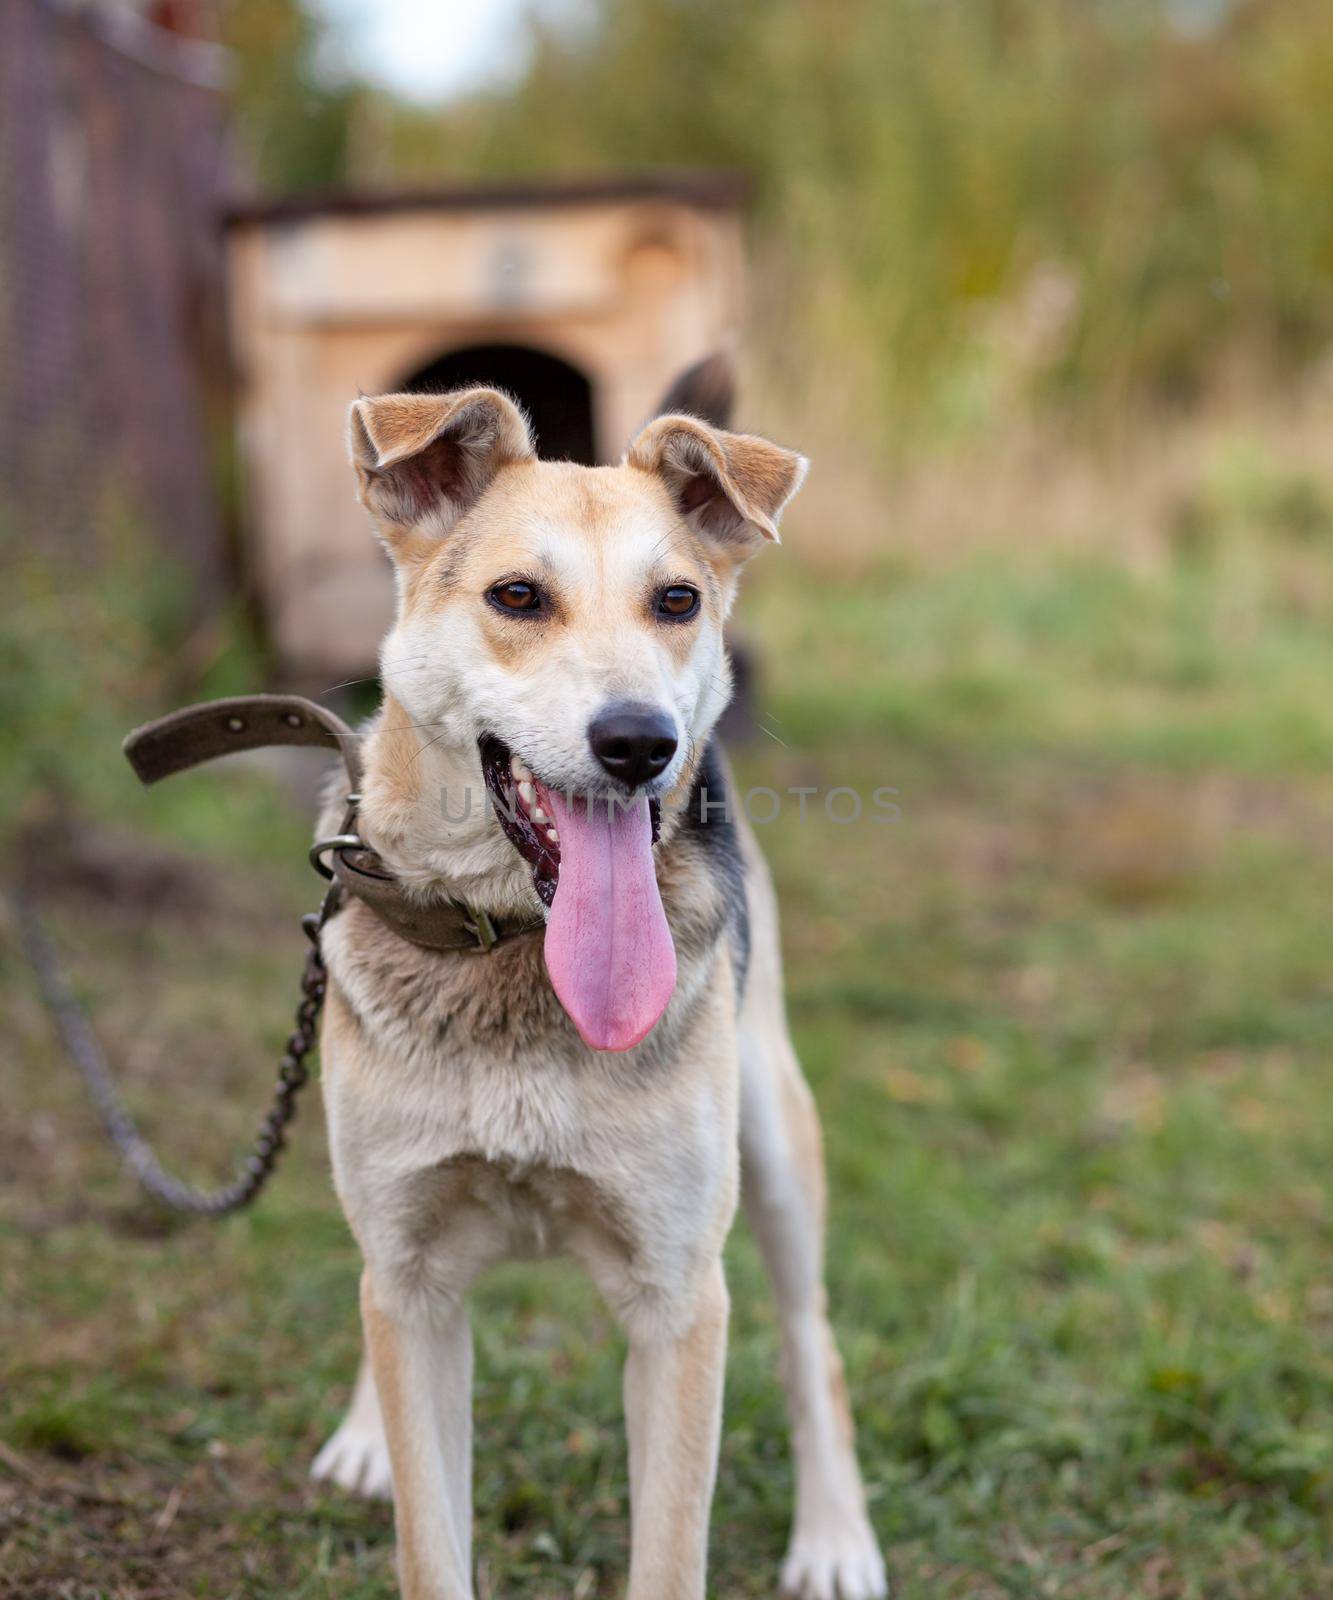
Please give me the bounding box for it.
[224,168,752,228]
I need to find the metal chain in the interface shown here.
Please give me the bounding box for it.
[9,885,336,1216]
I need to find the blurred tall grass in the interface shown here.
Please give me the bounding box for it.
[249,0,1333,446]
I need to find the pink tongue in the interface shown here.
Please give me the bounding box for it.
[542,788,677,1051]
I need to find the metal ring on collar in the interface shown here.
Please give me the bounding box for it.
[309,833,365,880]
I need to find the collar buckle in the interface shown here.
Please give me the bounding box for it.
[458,903,499,952]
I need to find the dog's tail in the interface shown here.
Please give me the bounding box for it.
[652,349,734,431]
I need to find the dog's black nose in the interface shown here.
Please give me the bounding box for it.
[588,704,679,788]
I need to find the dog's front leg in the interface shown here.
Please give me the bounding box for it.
[361,1270,474,1600]
[622,1260,729,1600]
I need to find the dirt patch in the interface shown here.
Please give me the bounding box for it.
[9,817,296,931]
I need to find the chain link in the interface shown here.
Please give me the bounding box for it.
[10,886,336,1216]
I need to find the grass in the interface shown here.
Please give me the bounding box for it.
[3,462,1333,1597]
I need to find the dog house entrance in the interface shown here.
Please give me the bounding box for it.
[399,344,597,466]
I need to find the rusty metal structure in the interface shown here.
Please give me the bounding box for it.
[0,0,230,590]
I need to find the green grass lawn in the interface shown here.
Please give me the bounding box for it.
[3,492,1332,1597]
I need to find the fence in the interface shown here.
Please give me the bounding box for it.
[0,0,230,596]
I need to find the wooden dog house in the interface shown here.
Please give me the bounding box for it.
[225,171,748,681]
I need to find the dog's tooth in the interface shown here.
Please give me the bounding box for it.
[517,780,536,808]
[510,754,532,782]
[530,804,549,825]
[546,827,559,845]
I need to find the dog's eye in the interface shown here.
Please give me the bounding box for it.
[489,581,543,614]
[656,585,700,620]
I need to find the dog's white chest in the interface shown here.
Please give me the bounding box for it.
[427,1153,622,1261]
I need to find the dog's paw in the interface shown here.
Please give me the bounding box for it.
[780,1519,888,1600]
[310,1419,394,1500]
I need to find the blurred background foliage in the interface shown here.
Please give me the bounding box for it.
[228,0,1333,443]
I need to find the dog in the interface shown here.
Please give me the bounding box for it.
[307,360,886,1600]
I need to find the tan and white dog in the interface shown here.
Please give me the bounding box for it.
[308,364,886,1600]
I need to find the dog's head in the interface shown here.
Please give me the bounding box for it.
[347,363,806,1050]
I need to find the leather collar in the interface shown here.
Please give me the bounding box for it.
[123,694,545,954]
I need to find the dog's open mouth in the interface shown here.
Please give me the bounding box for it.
[479,735,562,908]
[478,734,676,1052]
[478,735,664,908]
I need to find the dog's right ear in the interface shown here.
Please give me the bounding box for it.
[348,387,534,561]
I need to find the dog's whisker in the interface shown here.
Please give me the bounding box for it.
[406,729,454,770]
[320,658,435,695]
[320,676,380,694]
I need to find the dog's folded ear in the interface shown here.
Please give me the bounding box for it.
[628,414,808,561]
[348,387,534,553]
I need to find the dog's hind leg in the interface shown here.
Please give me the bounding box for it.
[737,843,886,1599]
[739,1022,886,1599]
[310,1352,393,1500]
